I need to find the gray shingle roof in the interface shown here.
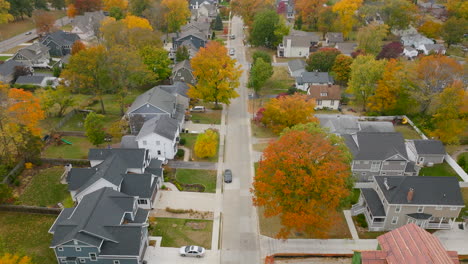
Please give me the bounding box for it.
[88,148,147,168]
[413,140,446,155]
[127,86,176,115]
[326,32,344,43]
[362,188,386,216]
[424,44,445,52]
[15,75,45,85]
[407,213,432,220]
[121,173,156,199]
[296,72,334,84]
[0,60,26,76]
[283,34,319,47]
[375,176,464,206]
[172,60,193,73]
[137,115,179,141]
[145,159,163,177]
[347,132,408,160]
[14,43,49,60]
[334,42,357,55]
[50,188,148,257]
[160,82,190,98]
[67,168,97,191]
[120,135,138,149]
[287,59,306,72]
[42,30,79,47]
[359,122,395,133]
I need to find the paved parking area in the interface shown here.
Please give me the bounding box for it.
[144,244,220,264]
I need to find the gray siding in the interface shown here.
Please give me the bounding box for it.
[55,246,140,264]
[55,246,99,258]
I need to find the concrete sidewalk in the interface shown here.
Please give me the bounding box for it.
[343,210,359,240]
[184,122,221,133]
[434,224,468,255]
[155,191,216,212]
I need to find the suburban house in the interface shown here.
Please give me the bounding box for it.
[41,30,80,57]
[198,2,217,18]
[49,187,149,264]
[173,29,208,51]
[15,75,57,87]
[189,0,217,9]
[334,42,357,56]
[308,85,341,110]
[325,32,344,46]
[180,21,211,40]
[11,42,50,68]
[67,148,162,207]
[403,46,419,59]
[343,132,418,181]
[122,115,180,160]
[295,71,334,92]
[277,31,320,58]
[400,33,433,49]
[354,223,460,263]
[0,60,30,83]
[159,82,190,110]
[418,2,448,20]
[171,60,196,85]
[407,139,446,166]
[71,11,106,41]
[351,176,464,231]
[420,43,446,55]
[316,115,395,135]
[287,59,306,77]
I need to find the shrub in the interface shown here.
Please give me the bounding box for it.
[458,155,468,173]
[24,162,33,169]
[356,214,368,228]
[165,207,193,214]
[179,138,186,145]
[13,178,20,187]
[176,149,185,158]
[161,185,167,190]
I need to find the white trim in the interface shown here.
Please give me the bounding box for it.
[391,216,398,224]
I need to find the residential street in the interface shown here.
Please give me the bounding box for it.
[0,16,71,53]
[220,15,261,263]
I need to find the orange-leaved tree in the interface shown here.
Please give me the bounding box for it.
[231,0,273,26]
[7,88,45,136]
[71,40,86,55]
[261,93,317,134]
[0,253,33,264]
[295,0,326,29]
[252,122,353,239]
[188,41,242,108]
[161,0,191,33]
[102,0,128,11]
[33,10,57,36]
[430,80,467,144]
[67,4,77,18]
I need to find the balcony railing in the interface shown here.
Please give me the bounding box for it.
[364,210,385,228]
[427,221,453,229]
[351,204,366,216]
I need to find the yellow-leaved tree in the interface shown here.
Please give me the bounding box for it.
[188,41,242,108]
[332,0,363,39]
[102,0,128,11]
[122,15,153,30]
[161,0,190,33]
[0,253,33,263]
[194,129,219,158]
[0,0,13,24]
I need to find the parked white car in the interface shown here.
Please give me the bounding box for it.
[179,245,205,258]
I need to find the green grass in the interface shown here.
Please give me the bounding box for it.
[88,92,141,116]
[180,133,219,162]
[42,136,94,159]
[0,212,56,263]
[260,66,294,96]
[446,46,465,57]
[394,125,422,139]
[150,218,213,249]
[0,56,11,61]
[252,143,269,152]
[176,169,217,193]
[251,121,278,138]
[190,111,222,125]
[18,166,70,207]
[458,188,468,221]
[419,162,460,179]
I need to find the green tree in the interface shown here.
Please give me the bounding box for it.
[128,0,149,16]
[50,0,65,10]
[0,184,13,204]
[381,0,418,30]
[37,86,75,117]
[194,129,219,158]
[317,7,337,38]
[356,22,388,56]
[248,58,273,95]
[213,14,223,30]
[331,54,352,85]
[0,0,13,24]
[347,55,386,111]
[8,0,34,20]
[84,112,106,146]
[109,6,124,20]
[441,17,468,47]
[306,47,341,72]
[175,46,190,62]
[139,46,172,81]
[252,51,272,64]
[250,10,289,48]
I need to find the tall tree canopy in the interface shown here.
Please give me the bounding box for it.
[252,122,353,239]
[381,0,417,30]
[356,22,388,56]
[441,17,468,47]
[295,0,326,29]
[376,41,403,60]
[306,47,341,72]
[332,0,363,39]
[231,0,273,26]
[33,10,57,36]
[161,0,190,33]
[84,112,106,146]
[7,0,34,20]
[331,54,353,85]
[73,0,102,14]
[139,46,172,82]
[248,57,273,95]
[0,0,13,24]
[250,9,289,48]
[188,42,242,107]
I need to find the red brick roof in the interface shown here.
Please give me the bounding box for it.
[360,223,459,264]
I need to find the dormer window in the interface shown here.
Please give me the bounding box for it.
[320,92,327,97]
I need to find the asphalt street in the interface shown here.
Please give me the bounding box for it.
[220,15,261,264]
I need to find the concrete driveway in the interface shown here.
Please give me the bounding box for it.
[155,191,216,212]
[144,244,220,264]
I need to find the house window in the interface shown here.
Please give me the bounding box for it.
[330,100,334,106]
[361,172,366,175]
[80,259,86,263]
[60,259,66,263]
[320,92,328,97]
[450,207,458,211]
[364,161,369,164]
[317,100,322,105]
[76,247,81,251]
[299,51,302,56]
[395,205,401,213]
[58,247,64,251]
[157,150,161,155]
[383,162,389,165]
[138,199,148,205]
[178,72,181,76]
[156,141,160,145]
[417,206,424,213]
[382,172,386,175]
[436,205,442,210]
[143,140,147,146]
[89,253,97,261]
[391,216,398,224]
[355,161,360,165]
[113,261,120,264]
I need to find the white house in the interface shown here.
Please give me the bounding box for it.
[71,11,105,41]
[295,71,334,92]
[401,33,434,48]
[403,46,418,59]
[419,44,446,55]
[277,32,320,58]
[308,84,341,110]
[134,115,180,160]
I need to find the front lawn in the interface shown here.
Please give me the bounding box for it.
[257,207,352,239]
[176,169,217,193]
[251,121,277,138]
[42,136,94,159]
[18,166,71,207]
[180,133,219,162]
[394,125,421,139]
[252,143,269,152]
[419,162,460,178]
[0,11,66,41]
[0,212,56,264]
[190,111,222,125]
[149,217,213,249]
[0,55,11,61]
[260,66,294,96]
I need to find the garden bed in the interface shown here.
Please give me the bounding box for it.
[163,168,216,193]
[149,217,213,249]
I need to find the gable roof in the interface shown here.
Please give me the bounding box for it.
[334,42,357,55]
[145,159,163,177]
[159,82,190,98]
[359,122,395,133]
[326,32,344,43]
[72,11,105,35]
[14,43,49,61]
[88,148,147,168]
[361,188,386,217]
[283,34,319,47]
[287,59,306,72]
[177,28,207,42]
[127,86,176,115]
[15,75,46,85]
[136,115,179,141]
[42,30,79,47]
[121,173,156,199]
[347,132,408,160]
[308,85,341,100]
[120,135,138,149]
[374,176,464,206]
[316,115,395,135]
[50,188,148,256]
[360,223,459,264]
[173,60,193,73]
[0,60,26,77]
[296,71,334,84]
[413,140,446,155]
[181,21,211,34]
[423,43,446,52]
[400,33,433,47]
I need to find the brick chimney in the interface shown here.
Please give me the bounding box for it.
[407,188,414,202]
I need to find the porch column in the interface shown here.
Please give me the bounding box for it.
[450,218,456,229]
[439,217,443,228]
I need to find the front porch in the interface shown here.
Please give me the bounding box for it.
[407,214,456,230]
[351,189,386,231]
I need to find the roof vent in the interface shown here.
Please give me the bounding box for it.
[384,178,390,190]
[407,188,414,202]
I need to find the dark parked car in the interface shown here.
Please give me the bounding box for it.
[224,169,232,183]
